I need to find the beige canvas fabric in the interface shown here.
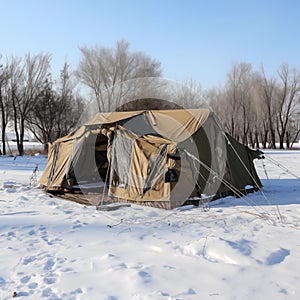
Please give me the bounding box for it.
[86,109,211,142]
[39,143,55,187]
[86,111,144,126]
[40,140,74,190]
[41,108,211,192]
[147,109,211,142]
[108,126,177,202]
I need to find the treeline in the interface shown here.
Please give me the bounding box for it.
[0,41,162,155]
[0,40,299,156]
[0,53,84,155]
[208,62,300,149]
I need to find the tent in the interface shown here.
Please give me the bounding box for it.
[40,109,264,209]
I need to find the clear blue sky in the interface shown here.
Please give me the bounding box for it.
[1,0,300,89]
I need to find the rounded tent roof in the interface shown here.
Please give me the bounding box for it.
[85,108,212,142]
[53,108,213,144]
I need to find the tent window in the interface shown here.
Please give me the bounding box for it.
[109,130,134,189]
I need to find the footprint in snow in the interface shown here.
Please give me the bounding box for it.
[7,231,16,238]
[163,265,175,270]
[225,238,253,256]
[5,188,16,193]
[28,282,38,289]
[23,256,36,265]
[71,220,89,229]
[44,258,55,271]
[44,277,56,285]
[178,288,197,296]
[138,270,152,284]
[20,275,31,284]
[101,253,119,260]
[28,229,36,236]
[0,277,5,286]
[42,287,53,297]
[265,248,290,265]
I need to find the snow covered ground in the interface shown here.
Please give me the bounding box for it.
[0,151,300,300]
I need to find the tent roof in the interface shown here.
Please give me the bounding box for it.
[86,108,210,126]
[86,108,212,142]
[86,110,144,126]
[53,108,212,144]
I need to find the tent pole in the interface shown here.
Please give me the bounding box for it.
[98,163,110,206]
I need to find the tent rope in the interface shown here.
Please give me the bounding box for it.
[225,137,278,213]
[187,154,212,211]
[183,149,276,223]
[98,163,110,206]
[261,157,270,180]
[264,155,300,180]
[213,117,267,191]
[260,158,283,222]
[212,116,281,221]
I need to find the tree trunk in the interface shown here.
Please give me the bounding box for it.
[268,122,276,149]
[1,122,6,155]
[0,89,6,155]
[255,131,260,149]
[17,119,25,156]
[248,129,255,148]
[260,129,268,149]
[279,134,284,149]
[285,132,291,149]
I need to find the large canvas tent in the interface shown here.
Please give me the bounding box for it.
[40,109,263,209]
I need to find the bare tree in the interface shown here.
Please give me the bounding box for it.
[0,56,11,155]
[173,78,206,108]
[285,111,300,148]
[216,62,255,143]
[29,78,58,148]
[234,63,255,145]
[257,66,278,148]
[55,62,84,137]
[209,63,278,149]
[275,64,300,149]
[8,53,51,155]
[205,86,223,113]
[29,62,85,149]
[6,56,23,154]
[76,40,162,112]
